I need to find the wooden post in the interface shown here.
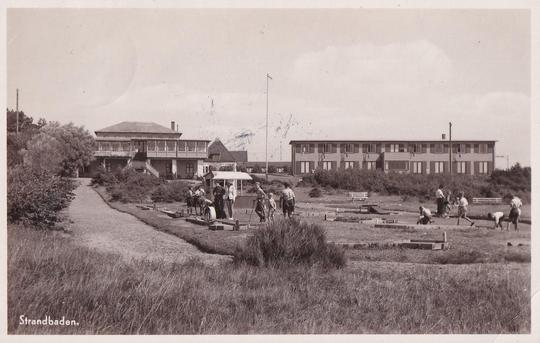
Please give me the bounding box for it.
[443,232,447,242]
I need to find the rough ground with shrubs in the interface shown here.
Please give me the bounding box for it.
[8,225,529,334]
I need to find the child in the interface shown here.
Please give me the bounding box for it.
[487,211,505,230]
[267,193,277,222]
[186,186,194,215]
[457,192,475,226]
[417,206,433,225]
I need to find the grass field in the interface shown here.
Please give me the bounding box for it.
[8,183,531,334]
[8,225,530,334]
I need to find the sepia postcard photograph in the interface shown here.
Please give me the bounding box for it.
[1,1,538,341]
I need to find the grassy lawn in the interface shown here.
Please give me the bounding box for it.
[9,184,526,333]
[8,225,530,334]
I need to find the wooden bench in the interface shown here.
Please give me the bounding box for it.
[349,192,368,202]
[472,197,502,204]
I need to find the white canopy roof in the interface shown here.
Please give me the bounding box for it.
[204,171,253,181]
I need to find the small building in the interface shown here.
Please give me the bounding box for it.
[289,140,496,176]
[202,170,254,208]
[203,139,248,173]
[86,121,210,179]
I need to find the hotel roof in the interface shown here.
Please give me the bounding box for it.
[96,121,180,135]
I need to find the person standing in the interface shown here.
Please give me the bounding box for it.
[224,181,237,220]
[508,194,523,231]
[194,186,206,216]
[212,182,226,219]
[254,182,267,222]
[267,193,277,222]
[186,186,194,215]
[457,191,474,226]
[436,185,445,217]
[281,182,296,218]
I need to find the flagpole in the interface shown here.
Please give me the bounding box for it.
[266,73,271,182]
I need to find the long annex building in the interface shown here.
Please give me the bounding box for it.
[289,140,496,176]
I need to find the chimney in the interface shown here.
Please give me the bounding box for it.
[171,121,175,131]
[442,133,446,140]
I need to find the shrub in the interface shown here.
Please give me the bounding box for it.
[235,218,346,269]
[7,166,76,228]
[151,181,189,203]
[309,188,322,198]
[106,169,162,203]
[90,166,118,186]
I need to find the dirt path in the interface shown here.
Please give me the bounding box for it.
[67,179,230,265]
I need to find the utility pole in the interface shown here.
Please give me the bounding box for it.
[16,88,19,134]
[265,73,272,182]
[449,122,452,177]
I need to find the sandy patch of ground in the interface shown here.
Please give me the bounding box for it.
[67,179,230,265]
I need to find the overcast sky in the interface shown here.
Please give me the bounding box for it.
[7,8,530,166]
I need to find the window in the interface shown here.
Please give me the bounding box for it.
[112,142,120,152]
[300,144,311,153]
[411,162,423,174]
[147,141,155,151]
[104,159,111,172]
[385,161,408,170]
[431,144,443,153]
[121,142,130,151]
[178,141,186,152]
[322,161,333,170]
[322,144,332,153]
[478,162,488,174]
[456,162,467,174]
[186,163,194,176]
[343,144,354,153]
[156,141,165,152]
[365,161,376,170]
[362,144,374,153]
[100,142,111,151]
[166,141,176,152]
[433,162,444,174]
[300,161,311,173]
[187,142,196,152]
[197,142,207,152]
[344,161,355,169]
[479,144,487,153]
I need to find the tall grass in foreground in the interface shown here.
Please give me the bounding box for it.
[8,225,530,334]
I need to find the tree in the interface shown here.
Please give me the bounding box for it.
[40,122,96,176]
[6,109,45,167]
[22,133,65,174]
[268,165,277,174]
[252,164,262,173]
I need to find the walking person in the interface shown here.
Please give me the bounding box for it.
[212,182,226,219]
[507,194,523,231]
[254,182,267,222]
[487,211,506,230]
[224,181,237,220]
[456,192,475,226]
[267,193,277,222]
[436,184,445,217]
[281,182,296,218]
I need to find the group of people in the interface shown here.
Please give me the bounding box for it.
[186,182,237,219]
[253,182,296,223]
[487,195,523,231]
[184,180,297,224]
[418,184,523,230]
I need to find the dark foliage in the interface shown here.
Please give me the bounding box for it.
[151,181,190,203]
[7,166,76,228]
[309,188,323,198]
[106,169,162,203]
[306,167,530,202]
[235,218,347,269]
